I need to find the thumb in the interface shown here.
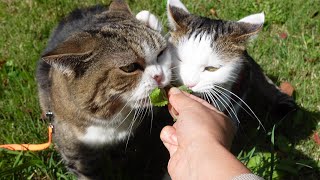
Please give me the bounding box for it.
[168,87,201,113]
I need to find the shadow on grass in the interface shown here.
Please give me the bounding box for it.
[232,105,320,179]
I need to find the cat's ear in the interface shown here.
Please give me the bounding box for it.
[238,12,265,25]
[236,12,265,41]
[42,32,96,75]
[136,10,163,32]
[167,0,190,31]
[109,0,132,15]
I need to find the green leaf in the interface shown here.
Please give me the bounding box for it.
[247,152,280,179]
[149,88,168,107]
[271,125,276,145]
[178,85,193,93]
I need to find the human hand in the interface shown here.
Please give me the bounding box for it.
[160,87,249,180]
[162,87,236,151]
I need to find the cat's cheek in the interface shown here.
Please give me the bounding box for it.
[126,75,157,107]
[157,52,172,84]
[159,69,171,87]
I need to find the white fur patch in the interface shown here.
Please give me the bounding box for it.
[52,64,73,76]
[80,126,129,146]
[136,10,162,32]
[238,12,265,25]
[174,33,240,91]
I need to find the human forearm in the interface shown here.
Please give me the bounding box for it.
[167,139,250,180]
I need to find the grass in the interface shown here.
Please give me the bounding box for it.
[0,0,319,179]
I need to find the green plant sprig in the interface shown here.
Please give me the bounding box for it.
[149,85,192,107]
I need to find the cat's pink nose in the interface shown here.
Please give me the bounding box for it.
[153,75,162,85]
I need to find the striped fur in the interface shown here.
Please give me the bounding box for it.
[36,1,171,179]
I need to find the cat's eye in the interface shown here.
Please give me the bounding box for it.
[120,63,143,73]
[158,49,165,57]
[204,66,219,72]
[156,49,165,63]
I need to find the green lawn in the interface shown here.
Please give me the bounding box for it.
[0,0,319,179]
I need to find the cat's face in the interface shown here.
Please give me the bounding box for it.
[42,3,171,119]
[167,0,264,93]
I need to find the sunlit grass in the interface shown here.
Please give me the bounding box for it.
[0,0,319,179]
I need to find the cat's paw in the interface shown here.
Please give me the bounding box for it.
[136,10,162,32]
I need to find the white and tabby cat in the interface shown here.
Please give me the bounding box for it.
[36,1,171,179]
[166,0,296,127]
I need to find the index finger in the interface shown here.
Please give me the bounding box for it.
[168,87,224,115]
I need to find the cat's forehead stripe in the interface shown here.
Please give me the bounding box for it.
[185,17,236,41]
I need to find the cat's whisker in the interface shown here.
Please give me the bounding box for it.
[114,95,139,130]
[115,107,134,130]
[125,108,140,152]
[169,65,182,70]
[200,92,208,103]
[201,84,256,122]
[130,91,152,133]
[213,85,265,131]
[199,84,258,121]
[170,78,180,82]
[170,75,180,79]
[206,91,222,111]
[109,94,121,103]
[135,97,148,121]
[108,95,135,126]
[211,88,241,122]
[125,97,149,146]
[147,96,154,134]
[202,92,212,105]
[170,74,180,78]
[204,90,221,111]
[210,89,240,124]
[139,97,149,124]
[214,89,245,124]
[170,73,179,77]
[170,77,179,80]
[214,87,255,119]
[206,92,220,111]
[199,92,205,101]
[207,89,240,124]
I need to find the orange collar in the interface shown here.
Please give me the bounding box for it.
[0,124,53,151]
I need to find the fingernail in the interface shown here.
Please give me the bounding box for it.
[170,87,181,95]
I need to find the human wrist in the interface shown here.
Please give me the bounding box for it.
[190,141,251,180]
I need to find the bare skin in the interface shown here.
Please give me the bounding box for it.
[160,87,251,180]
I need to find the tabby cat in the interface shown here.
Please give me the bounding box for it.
[166,0,296,128]
[36,1,171,179]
